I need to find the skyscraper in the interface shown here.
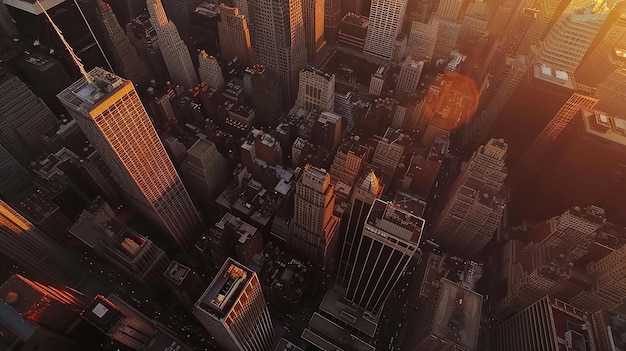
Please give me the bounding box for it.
[536,11,606,73]
[218,4,253,67]
[147,0,199,88]
[0,70,58,161]
[364,0,408,60]
[576,3,626,86]
[198,50,225,89]
[126,13,169,82]
[345,199,424,314]
[303,0,325,64]
[95,0,150,84]
[495,296,593,351]
[431,138,509,256]
[160,0,204,39]
[324,0,342,44]
[288,165,340,265]
[396,56,424,97]
[295,67,335,112]
[184,138,229,204]
[193,258,274,351]
[57,68,202,249]
[435,0,463,20]
[336,172,383,287]
[249,0,307,102]
[0,199,82,286]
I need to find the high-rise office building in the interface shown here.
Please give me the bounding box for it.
[193,258,274,351]
[249,0,307,102]
[0,70,58,161]
[346,199,424,314]
[0,143,32,201]
[201,213,263,267]
[160,0,204,39]
[431,138,508,256]
[218,4,253,67]
[576,3,626,86]
[288,165,340,265]
[126,13,169,82]
[0,199,82,286]
[295,67,335,113]
[184,138,229,204]
[95,0,150,84]
[0,274,90,334]
[432,15,461,60]
[495,296,593,351]
[198,50,225,89]
[536,11,606,73]
[396,56,424,97]
[329,138,370,185]
[58,68,202,249]
[336,172,383,287]
[435,0,463,20]
[303,0,325,64]
[364,0,408,60]
[406,20,437,61]
[324,0,342,44]
[371,128,405,180]
[147,0,199,89]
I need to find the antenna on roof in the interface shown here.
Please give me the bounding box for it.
[37,0,93,84]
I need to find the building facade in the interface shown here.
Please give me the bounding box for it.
[345,199,424,314]
[288,165,340,265]
[193,258,274,351]
[57,68,202,249]
[364,0,408,60]
[147,0,199,88]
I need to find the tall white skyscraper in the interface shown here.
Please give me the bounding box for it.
[364,0,408,60]
[147,0,199,88]
[57,68,202,249]
[249,0,307,101]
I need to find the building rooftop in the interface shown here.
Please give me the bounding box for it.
[431,279,482,351]
[302,66,334,80]
[57,67,127,114]
[82,295,123,332]
[4,0,64,14]
[274,338,303,351]
[367,199,425,243]
[341,12,369,28]
[196,259,253,319]
[533,64,576,90]
[163,261,191,286]
[187,138,218,159]
[319,287,378,337]
[581,108,626,146]
[303,313,376,351]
